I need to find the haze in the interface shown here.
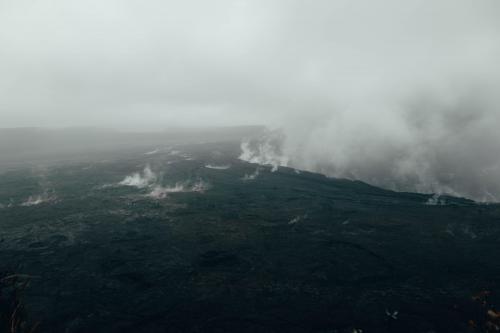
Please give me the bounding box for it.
[1,0,500,201]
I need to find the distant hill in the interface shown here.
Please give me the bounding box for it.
[0,126,265,169]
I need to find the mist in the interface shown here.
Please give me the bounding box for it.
[1,0,500,201]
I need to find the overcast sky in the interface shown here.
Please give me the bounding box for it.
[1,0,498,129]
[1,0,500,200]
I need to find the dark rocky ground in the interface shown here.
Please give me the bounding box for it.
[1,141,500,332]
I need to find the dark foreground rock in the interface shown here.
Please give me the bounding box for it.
[1,142,499,332]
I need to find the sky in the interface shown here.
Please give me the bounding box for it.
[1,0,500,200]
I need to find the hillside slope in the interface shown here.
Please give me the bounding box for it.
[1,141,499,332]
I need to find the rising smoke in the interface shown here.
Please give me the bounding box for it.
[241,91,500,203]
[232,1,500,202]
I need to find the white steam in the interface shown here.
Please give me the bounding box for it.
[205,164,231,170]
[240,111,500,203]
[242,168,261,181]
[225,0,500,203]
[147,180,209,199]
[118,165,209,199]
[144,148,159,155]
[0,201,14,209]
[20,192,57,206]
[425,194,447,206]
[239,133,288,172]
[119,165,157,188]
[288,214,307,225]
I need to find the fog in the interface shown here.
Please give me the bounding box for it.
[1,0,500,201]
